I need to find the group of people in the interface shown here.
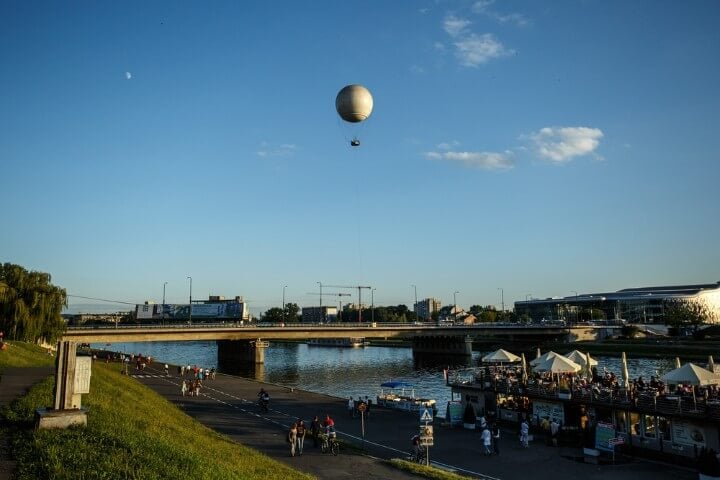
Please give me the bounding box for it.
[346,396,371,418]
[287,413,337,457]
[477,415,503,455]
[179,364,216,397]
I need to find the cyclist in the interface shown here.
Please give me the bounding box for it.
[410,434,423,462]
[258,388,270,411]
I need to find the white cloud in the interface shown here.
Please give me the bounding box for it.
[436,141,460,150]
[454,33,512,67]
[425,150,514,170]
[472,0,495,13]
[443,15,471,37]
[125,71,132,80]
[528,127,604,163]
[472,0,529,27]
[256,142,297,158]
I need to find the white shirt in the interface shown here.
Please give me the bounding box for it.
[482,428,492,446]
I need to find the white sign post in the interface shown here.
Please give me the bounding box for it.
[419,408,433,466]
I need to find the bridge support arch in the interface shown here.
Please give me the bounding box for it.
[217,339,268,365]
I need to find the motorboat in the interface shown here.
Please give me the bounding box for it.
[376,381,437,414]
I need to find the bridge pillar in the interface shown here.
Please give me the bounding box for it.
[217,339,269,365]
[412,335,472,357]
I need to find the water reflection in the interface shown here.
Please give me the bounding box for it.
[98,341,675,418]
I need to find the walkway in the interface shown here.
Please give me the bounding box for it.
[131,363,694,480]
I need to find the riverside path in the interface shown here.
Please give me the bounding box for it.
[127,361,694,480]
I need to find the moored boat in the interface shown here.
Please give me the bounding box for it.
[377,381,437,414]
[307,337,368,347]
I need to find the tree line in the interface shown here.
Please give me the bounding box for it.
[0,263,67,343]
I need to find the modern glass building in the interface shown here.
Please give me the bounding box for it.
[514,282,720,324]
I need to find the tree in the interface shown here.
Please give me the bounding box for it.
[664,299,709,333]
[261,307,284,323]
[284,303,300,322]
[0,263,67,343]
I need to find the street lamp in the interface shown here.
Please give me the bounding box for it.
[186,276,192,325]
[317,281,323,323]
[453,291,459,321]
[371,288,376,324]
[411,285,418,321]
[571,291,578,323]
[162,282,168,325]
[497,288,504,312]
[282,285,287,323]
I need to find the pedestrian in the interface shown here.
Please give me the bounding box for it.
[210,367,216,380]
[481,426,492,455]
[296,419,306,455]
[164,364,169,376]
[550,419,560,446]
[310,415,321,447]
[347,396,355,417]
[492,423,501,455]
[181,380,188,397]
[520,418,529,448]
[288,421,298,457]
[364,396,371,419]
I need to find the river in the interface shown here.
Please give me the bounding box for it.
[94,341,681,418]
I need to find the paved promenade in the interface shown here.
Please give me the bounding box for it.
[131,362,695,480]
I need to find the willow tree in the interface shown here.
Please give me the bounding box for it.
[0,263,67,342]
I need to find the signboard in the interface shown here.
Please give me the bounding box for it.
[446,401,463,426]
[532,400,565,425]
[419,425,434,446]
[420,408,433,423]
[73,356,92,394]
[358,403,367,413]
[595,422,616,452]
[672,420,706,447]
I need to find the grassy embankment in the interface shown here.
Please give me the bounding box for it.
[0,342,314,480]
[388,459,474,480]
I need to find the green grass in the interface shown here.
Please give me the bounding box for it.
[389,458,475,480]
[1,343,314,480]
[0,341,55,370]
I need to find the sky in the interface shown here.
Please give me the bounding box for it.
[1,1,719,315]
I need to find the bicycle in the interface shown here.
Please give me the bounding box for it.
[408,446,426,464]
[318,432,339,456]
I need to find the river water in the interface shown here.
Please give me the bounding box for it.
[95,341,680,418]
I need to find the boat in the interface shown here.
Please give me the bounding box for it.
[307,337,369,348]
[376,381,437,414]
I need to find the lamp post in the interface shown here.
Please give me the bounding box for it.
[371,288,376,324]
[453,291,459,321]
[497,288,504,312]
[571,291,578,324]
[411,285,418,321]
[317,281,323,323]
[186,276,192,325]
[162,282,168,325]
[282,285,287,323]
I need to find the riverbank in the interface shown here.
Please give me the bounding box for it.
[559,339,720,360]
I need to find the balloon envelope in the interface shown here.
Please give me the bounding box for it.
[336,84,373,123]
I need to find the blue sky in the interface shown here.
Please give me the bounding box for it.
[2,1,719,315]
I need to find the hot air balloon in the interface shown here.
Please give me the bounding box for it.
[335,84,373,147]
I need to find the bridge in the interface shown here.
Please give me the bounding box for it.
[49,322,619,425]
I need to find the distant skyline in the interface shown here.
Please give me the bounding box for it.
[2,1,718,315]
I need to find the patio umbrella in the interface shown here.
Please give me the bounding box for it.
[675,357,682,369]
[530,350,560,367]
[521,353,528,383]
[583,352,593,379]
[534,355,582,374]
[661,363,720,409]
[621,352,630,389]
[482,349,521,363]
[536,347,541,359]
[566,350,598,367]
[709,355,716,374]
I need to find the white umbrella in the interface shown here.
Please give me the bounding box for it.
[521,353,528,383]
[661,363,720,386]
[530,351,560,367]
[482,349,521,363]
[675,357,682,369]
[621,352,630,389]
[566,350,598,367]
[536,347,541,359]
[583,352,593,379]
[534,355,582,374]
[709,355,715,374]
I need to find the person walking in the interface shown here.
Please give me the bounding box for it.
[347,397,355,417]
[310,415,321,448]
[288,421,298,457]
[481,426,492,455]
[520,418,529,448]
[296,419,306,455]
[492,423,501,455]
[181,379,188,397]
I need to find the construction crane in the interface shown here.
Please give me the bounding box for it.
[324,285,372,323]
[307,292,351,321]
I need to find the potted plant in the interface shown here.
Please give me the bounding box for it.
[463,402,477,430]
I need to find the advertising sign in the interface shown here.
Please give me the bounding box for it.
[672,420,706,447]
[595,421,616,452]
[532,400,565,425]
[419,425,434,446]
[446,401,463,426]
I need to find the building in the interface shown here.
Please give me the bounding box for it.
[135,295,250,322]
[301,306,338,323]
[514,282,720,324]
[414,298,442,320]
